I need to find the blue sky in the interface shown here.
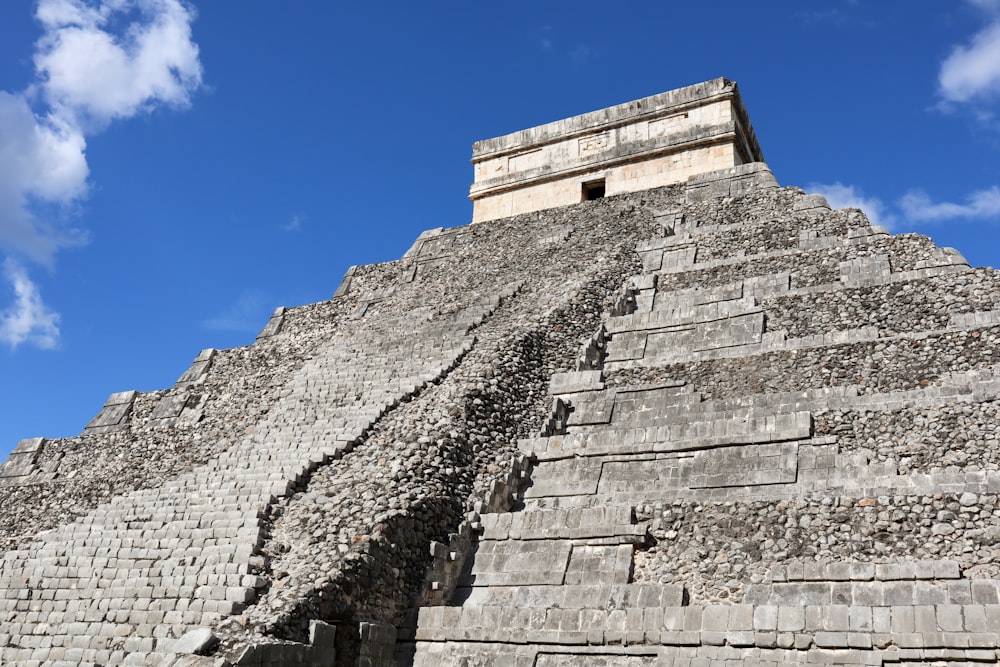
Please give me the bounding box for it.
[2,1,1000,461]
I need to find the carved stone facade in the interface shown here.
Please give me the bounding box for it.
[470,78,763,223]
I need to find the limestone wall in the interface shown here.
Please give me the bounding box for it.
[469,78,763,223]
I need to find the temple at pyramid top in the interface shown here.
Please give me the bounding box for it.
[469,77,765,222]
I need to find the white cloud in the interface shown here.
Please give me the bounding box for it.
[967,0,1000,15]
[0,92,89,264]
[34,0,202,127]
[810,182,1000,228]
[0,259,60,349]
[536,25,553,51]
[0,0,202,349]
[937,0,1000,107]
[939,20,1000,104]
[808,182,897,230]
[900,187,1000,223]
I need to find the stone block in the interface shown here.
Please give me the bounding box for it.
[152,393,190,420]
[84,391,138,432]
[883,582,914,605]
[0,439,45,478]
[728,605,753,632]
[914,605,938,634]
[972,581,999,605]
[171,628,215,655]
[256,307,286,340]
[702,606,728,632]
[848,606,871,632]
[848,563,875,581]
[753,605,777,631]
[662,606,685,632]
[947,580,973,605]
[793,194,831,212]
[176,349,216,385]
[776,607,804,632]
[683,607,702,632]
[813,631,848,648]
[549,371,605,395]
[936,604,964,632]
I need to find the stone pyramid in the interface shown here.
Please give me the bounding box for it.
[4,79,1000,666]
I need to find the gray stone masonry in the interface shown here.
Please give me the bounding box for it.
[404,165,1000,665]
[84,390,138,434]
[0,437,46,482]
[2,168,680,665]
[5,101,1000,666]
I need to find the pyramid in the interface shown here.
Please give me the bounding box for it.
[3,79,1000,666]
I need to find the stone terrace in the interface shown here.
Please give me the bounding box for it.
[409,165,1000,666]
[1,180,668,665]
[3,158,1000,666]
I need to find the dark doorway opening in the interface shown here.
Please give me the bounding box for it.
[582,179,606,201]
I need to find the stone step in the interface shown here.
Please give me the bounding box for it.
[606,296,760,335]
[606,311,766,364]
[461,541,633,588]
[520,411,812,462]
[414,602,1000,651]
[479,504,643,541]
[455,583,685,609]
[562,370,1000,443]
[653,234,967,299]
[745,578,996,608]
[409,641,902,667]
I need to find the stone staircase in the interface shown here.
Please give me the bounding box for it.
[408,170,1000,665]
[0,292,499,666]
[4,162,1000,665]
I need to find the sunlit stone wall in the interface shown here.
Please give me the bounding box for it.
[470,78,763,223]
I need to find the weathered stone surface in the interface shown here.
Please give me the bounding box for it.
[173,628,216,655]
[2,79,1000,666]
[470,78,764,223]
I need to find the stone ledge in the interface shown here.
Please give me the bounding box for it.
[520,411,812,462]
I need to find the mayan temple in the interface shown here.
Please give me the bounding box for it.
[4,77,1000,666]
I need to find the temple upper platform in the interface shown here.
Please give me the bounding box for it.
[470,77,765,222]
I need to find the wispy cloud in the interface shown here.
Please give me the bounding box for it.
[203,290,270,332]
[937,0,1000,111]
[0,258,59,349]
[808,182,897,230]
[281,214,303,232]
[536,25,553,51]
[795,9,849,26]
[533,26,594,64]
[794,2,874,29]
[0,0,202,349]
[0,91,88,265]
[900,186,1000,223]
[569,45,592,65]
[810,180,1000,229]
